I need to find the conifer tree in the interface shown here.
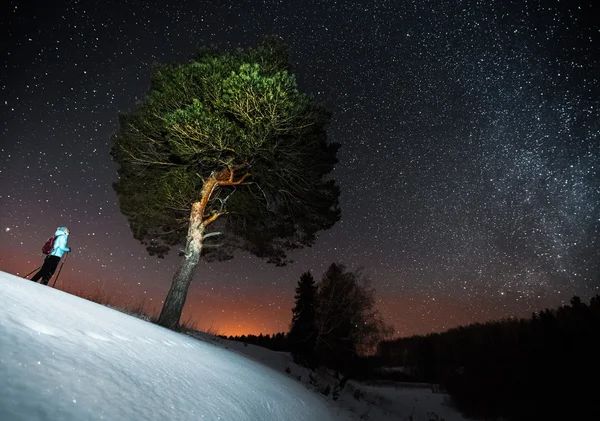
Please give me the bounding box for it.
[289,271,318,367]
[111,38,341,329]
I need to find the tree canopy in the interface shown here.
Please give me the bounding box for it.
[112,38,341,266]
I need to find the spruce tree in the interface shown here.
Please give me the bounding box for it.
[289,271,318,367]
[111,38,341,329]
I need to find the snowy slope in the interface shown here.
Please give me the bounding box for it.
[0,271,338,421]
[189,333,471,421]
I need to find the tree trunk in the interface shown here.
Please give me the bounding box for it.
[157,201,205,329]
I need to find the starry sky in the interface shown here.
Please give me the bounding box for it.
[1,0,598,337]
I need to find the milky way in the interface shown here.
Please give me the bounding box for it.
[1,0,598,336]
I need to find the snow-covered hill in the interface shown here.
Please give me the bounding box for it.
[0,271,338,421]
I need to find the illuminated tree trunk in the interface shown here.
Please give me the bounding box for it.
[157,172,248,329]
[157,201,205,329]
[158,202,204,329]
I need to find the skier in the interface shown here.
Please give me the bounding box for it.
[31,227,71,285]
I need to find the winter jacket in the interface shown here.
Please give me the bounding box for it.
[50,227,70,258]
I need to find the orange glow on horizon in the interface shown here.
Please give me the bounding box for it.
[1,250,558,340]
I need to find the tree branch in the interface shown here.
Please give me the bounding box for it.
[217,172,251,186]
[203,212,222,226]
[203,231,222,240]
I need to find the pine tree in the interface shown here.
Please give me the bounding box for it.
[289,271,318,367]
[111,38,341,329]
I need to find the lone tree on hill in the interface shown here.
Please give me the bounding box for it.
[288,271,319,367]
[111,38,341,329]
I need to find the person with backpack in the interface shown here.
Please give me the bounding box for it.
[30,227,71,285]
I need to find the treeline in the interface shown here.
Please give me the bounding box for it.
[377,295,600,420]
[222,332,290,351]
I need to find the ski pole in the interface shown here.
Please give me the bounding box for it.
[23,265,42,279]
[51,252,68,288]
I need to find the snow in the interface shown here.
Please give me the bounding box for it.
[0,271,338,421]
[189,333,471,421]
[0,269,470,421]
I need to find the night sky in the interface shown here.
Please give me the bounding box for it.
[1,0,598,337]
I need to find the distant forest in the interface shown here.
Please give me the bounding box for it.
[377,295,600,421]
[223,332,290,351]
